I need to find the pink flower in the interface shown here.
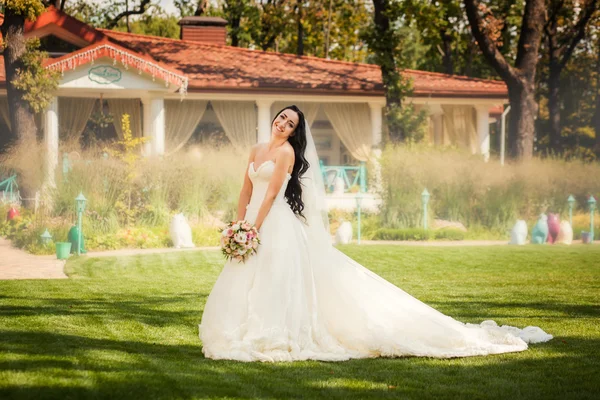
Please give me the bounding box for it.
[242,223,251,230]
[226,228,234,237]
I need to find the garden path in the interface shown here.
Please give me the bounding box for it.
[0,237,67,280]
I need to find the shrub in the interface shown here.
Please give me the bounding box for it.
[373,228,432,241]
[433,228,465,241]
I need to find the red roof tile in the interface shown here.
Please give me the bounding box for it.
[0,8,508,98]
[24,5,107,44]
[101,29,508,98]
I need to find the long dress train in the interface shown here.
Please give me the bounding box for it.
[199,161,552,362]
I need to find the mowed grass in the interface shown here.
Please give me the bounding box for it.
[0,245,599,400]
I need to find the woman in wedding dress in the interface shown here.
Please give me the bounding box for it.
[199,105,552,362]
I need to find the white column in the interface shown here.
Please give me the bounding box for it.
[142,97,165,156]
[369,101,384,146]
[427,104,444,146]
[256,99,273,143]
[475,105,490,162]
[368,101,385,195]
[44,96,59,187]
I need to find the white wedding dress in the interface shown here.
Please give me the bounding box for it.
[199,160,552,362]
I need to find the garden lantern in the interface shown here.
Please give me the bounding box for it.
[422,189,430,230]
[75,192,87,255]
[567,195,575,227]
[40,229,52,244]
[589,195,596,243]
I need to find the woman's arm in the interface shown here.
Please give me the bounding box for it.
[236,145,259,221]
[254,148,294,231]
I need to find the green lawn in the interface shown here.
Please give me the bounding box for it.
[1,245,599,399]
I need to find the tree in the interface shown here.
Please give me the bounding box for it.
[114,9,180,39]
[1,0,47,145]
[594,23,600,152]
[222,0,252,47]
[363,0,413,142]
[464,0,546,160]
[543,0,598,153]
[403,0,464,75]
[295,0,304,55]
[247,0,288,51]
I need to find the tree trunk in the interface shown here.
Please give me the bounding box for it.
[1,9,38,146]
[594,38,600,152]
[463,38,475,76]
[296,1,304,56]
[372,0,403,141]
[508,83,537,159]
[547,60,563,153]
[441,29,453,75]
[464,0,545,161]
[230,16,240,47]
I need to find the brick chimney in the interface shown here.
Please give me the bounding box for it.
[178,16,227,46]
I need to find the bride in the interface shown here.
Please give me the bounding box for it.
[199,105,552,362]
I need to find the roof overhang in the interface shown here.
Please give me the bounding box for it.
[44,40,188,93]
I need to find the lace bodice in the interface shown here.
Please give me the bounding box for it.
[246,160,291,212]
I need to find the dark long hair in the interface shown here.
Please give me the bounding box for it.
[272,105,310,219]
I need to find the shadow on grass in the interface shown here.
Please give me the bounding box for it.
[426,300,600,320]
[0,293,206,327]
[1,330,599,400]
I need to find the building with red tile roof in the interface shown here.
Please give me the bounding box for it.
[0,6,507,203]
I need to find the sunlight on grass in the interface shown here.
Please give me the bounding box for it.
[0,245,599,399]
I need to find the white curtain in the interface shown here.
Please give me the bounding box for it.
[58,97,96,141]
[442,105,477,153]
[107,99,143,138]
[0,97,11,129]
[211,101,257,151]
[324,103,373,162]
[165,100,208,154]
[271,102,320,127]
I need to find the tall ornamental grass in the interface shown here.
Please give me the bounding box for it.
[380,144,600,232]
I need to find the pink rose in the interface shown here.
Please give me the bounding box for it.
[226,228,234,237]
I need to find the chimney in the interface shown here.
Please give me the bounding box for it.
[178,16,227,46]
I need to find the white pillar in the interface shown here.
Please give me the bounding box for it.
[142,97,165,156]
[256,99,273,143]
[44,96,59,187]
[369,101,384,146]
[427,104,444,146]
[475,105,490,162]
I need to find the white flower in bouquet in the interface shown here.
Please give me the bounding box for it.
[234,232,247,244]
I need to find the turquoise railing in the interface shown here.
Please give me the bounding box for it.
[0,174,20,203]
[320,160,367,193]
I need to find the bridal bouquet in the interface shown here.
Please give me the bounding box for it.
[220,220,260,263]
